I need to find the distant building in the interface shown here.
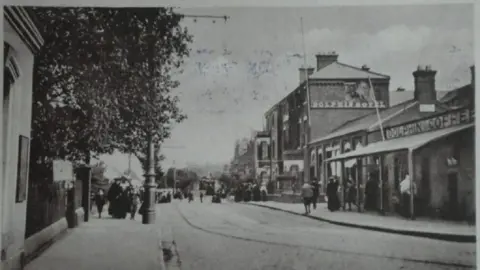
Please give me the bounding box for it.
[230,136,255,181]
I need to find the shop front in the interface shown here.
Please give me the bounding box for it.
[325,108,475,221]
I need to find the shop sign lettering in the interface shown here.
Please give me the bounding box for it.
[384,108,474,140]
[311,100,386,109]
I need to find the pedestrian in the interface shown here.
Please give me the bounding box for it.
[130,189,141,220]
[95,189,106,218]
[188,191,193,203]
[399,173,415,217]
[200,192,204,203]
[364,173,378,211]
[345,179,356,211]
[311,178,320,210]
[301,182,313,215]
[327,177,341,211]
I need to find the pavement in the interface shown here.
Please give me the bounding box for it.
[25,209,165,270]
[246,201,476,243]
[156,198,476,270]
[24,198,476,270]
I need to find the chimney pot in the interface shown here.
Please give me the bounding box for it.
[361,64,370,71]
[315,51,339,71]
[413,65,437,106]
[299,66,315,83]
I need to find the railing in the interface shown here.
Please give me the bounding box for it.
[25,181,67,238]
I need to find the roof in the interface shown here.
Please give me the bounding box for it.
[326,123,474,162]
[390,90,450,106]
[439,84,472,103]
[309,62,390,80]
[309,99,418,145]
[309,87,456,145]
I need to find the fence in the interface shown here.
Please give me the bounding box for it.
[25,181,67,238]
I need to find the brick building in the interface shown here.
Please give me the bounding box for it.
[322,65,475,222]
[265,52,391,188]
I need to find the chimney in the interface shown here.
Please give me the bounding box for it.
[413,65,437,109]
[396,87,405,92]
[315,51,339,71]
[361,64,370,71]
[470,65,475,87]
[299,67,315,83]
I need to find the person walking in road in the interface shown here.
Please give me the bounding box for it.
[200,192,204,203]
[95,189,106,218]
[301,182,314,215]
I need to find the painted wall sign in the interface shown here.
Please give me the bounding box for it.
[311,100,386,109]
[384,108,474,140]
[310,81,386,109]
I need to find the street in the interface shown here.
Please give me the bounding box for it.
[156,198,475,270]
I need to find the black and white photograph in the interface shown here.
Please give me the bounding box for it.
[1,1,477,270]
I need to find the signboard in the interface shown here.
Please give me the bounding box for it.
[53,160,74,182]
[311,100,386,109]
[384,108,474,140]
[310,81,386,109]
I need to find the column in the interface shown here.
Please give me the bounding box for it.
[379,155,384,215]
[340,139,346,210]
[408,150,415,220]
[313,146,318,180]
[77,166,92,222]
[356,158,361,212]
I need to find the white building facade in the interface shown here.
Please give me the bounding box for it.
[1,7,44,269]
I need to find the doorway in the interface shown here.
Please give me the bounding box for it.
[447,172,459,220]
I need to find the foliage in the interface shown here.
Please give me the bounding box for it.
[136,143,165,184]
[29,7,192,182]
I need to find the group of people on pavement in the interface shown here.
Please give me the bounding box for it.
[233,182,267,203]
[301,176,359,214]
[92,178,144,220]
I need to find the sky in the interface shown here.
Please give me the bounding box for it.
[98,4,473,178]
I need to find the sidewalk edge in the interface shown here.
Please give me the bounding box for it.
[245,202,476,243]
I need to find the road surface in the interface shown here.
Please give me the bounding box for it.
[156,198,476,270]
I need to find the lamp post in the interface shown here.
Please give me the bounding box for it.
[142,132,157,224]
[142,10,229,224]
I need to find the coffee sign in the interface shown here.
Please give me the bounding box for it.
[384,108,474,140]
[311,100,386,109]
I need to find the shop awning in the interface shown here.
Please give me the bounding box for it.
[326,123,474,162]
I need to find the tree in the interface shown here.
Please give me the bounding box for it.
[29,7,193,182]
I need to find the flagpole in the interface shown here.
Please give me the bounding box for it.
[368,76,385,141]
[301,17,312,184]
[300,17,311,128]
